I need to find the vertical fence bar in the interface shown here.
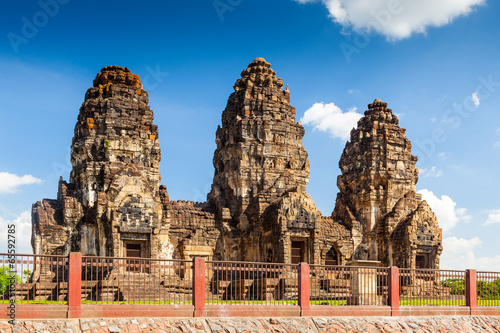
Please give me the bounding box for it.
[466,269,477,315]
[67,252,82,318]
[298,262,310,315]
[193,257,205,317]
[477,271,500,307]
[388,266,399,316]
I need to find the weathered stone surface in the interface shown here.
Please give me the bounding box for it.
[207,57,324,263]
[332,99,442,268]
[312,316,500,333]
[3,317,500,333]
[208,57,309,220]
[31,60,442,272]
[167,200,219,260]
[32,65,168,259]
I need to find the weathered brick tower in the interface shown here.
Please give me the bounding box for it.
[208,57,309,217]
[32,60,442,270]
[32,66,170,259]
[332,99,442,268]
[207,57,324,263]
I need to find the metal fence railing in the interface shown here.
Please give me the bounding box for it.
[399,268,466,306]
[477,271,500,307]
[2,252,500,311]
[81,256,192,304]
[309,265,388,306]
[205,261,298,305]
[0,254,68,304]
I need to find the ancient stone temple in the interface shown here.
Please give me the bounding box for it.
[32,58,442,270]
[331,99,442,269]
[207,57,322,263]
[32,66,170,259]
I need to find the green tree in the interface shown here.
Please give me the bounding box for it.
[441,278,465,295]
[0,266,31,294]
[478,279,500,300]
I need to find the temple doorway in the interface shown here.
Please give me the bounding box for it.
[291,241,305,264]
[415,253,431,269]
[325,248,338,266]
[125,242,144,272]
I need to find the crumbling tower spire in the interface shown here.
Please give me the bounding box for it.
[208,57,310,227]
[70,65,161,206]
[32,66,169,258]
[333,99,442,268]
[207,57,321,262]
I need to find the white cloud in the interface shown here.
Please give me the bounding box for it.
[485,209,500,225]
[294,0,485,40]
[348,88,360,94]
[300,102,362,141]
[0,172,42,194]
[441,236,500,271]
[0,211,33,254]
[443,236,482,256]
[437,152,449,160]
[419,166,442,178]
[430,117,437,123]
[418,189,472,232]
[495,141,500,148]
[471,91,480,107]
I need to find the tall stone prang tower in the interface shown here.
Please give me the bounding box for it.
[32,66,170,259]
[208,57,323,263]
[332,99,442,268]
[31,60,442,270]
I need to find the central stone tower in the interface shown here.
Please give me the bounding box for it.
[208,58,321,262]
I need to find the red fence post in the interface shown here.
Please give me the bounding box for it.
[193,257,205,317]
[466,269,477,315]
[67,252,82,318]
[298,262,310,316]
[388,266,399,316]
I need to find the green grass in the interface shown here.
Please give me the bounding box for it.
[2,298,498,307]
[400,299,500,306]
[81,300,298,305]
[81,300,192,305]
[205,300,298,305]
[400,299,466,306]
[478,300,500,306]
[0,300,67,305]
[310,300,347,305]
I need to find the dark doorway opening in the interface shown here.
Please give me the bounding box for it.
[291,241,304,264]
[126,243,142,272]
[325,248,338,266]
[416,254,427,269]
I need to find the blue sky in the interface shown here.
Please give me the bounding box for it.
[0,0,499,270]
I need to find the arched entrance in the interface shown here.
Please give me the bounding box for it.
[325,247,339,266]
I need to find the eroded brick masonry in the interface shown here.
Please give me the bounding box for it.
[32,58,442,269]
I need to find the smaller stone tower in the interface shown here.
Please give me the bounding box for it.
[332,99,442,268]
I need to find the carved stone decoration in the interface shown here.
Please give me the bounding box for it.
[208,58,309,223]
[32,66,168,258]
[332,99,442,268]
[31,61,442,272]
[391,199,443,269]
[207,57,322,262]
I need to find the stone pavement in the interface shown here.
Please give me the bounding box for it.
[1,316,500,333]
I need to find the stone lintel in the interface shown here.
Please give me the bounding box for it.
[347,260,382,267]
